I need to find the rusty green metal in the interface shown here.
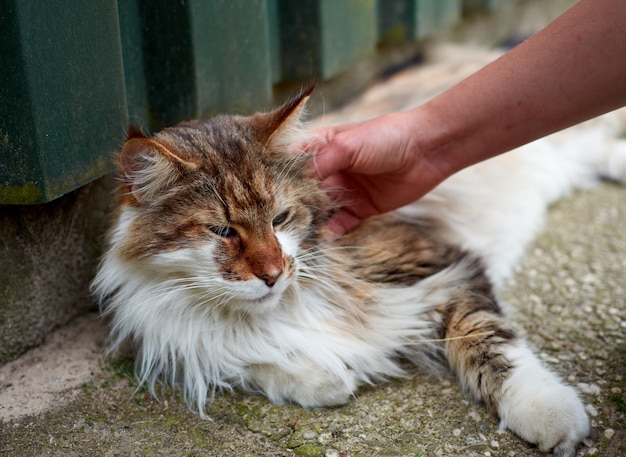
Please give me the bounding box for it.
[0,0,127,204]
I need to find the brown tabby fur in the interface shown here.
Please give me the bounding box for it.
[94,85,590,456]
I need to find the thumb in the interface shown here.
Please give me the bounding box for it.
[292,123,365,178]
[323,209,362,239]
[310,132,359,180]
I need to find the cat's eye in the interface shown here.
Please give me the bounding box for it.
[272,210,290,227]
[208,225,237,238]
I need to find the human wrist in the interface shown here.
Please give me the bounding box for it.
[402,102,474,184]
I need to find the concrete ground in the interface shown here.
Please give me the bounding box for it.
[1,45,625,457]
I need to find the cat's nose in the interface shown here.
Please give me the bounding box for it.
[258,268,282,287]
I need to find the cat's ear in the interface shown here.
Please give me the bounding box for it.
[256,82,316,151]
[118,127,198,203]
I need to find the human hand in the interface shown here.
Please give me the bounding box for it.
[297,111,448,235]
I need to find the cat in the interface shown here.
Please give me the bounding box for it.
[93,85,626,457]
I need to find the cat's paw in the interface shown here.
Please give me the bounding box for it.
[250,363,357,408]
[498,347,589,457]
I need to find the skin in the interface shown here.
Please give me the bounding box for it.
[300,0,626,235]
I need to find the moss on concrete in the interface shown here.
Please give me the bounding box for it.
[0,182,43,205]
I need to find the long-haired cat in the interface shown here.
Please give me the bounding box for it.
[93,85,626,457]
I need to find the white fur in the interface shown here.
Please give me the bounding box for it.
[94,224,470,413]
[399,112,626,287]
[498,344,590,457]
[93,110,626,454]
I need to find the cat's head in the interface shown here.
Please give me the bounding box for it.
[112,85,333,312]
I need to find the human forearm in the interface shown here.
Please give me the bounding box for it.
[304,0,626,235]
[417,0,626,177]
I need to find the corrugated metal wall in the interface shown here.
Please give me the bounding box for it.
[0,0,513,204]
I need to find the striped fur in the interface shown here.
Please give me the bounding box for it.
[94,91,626,456]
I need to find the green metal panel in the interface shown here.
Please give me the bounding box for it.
[119,0,273,131]
[267,0,282,84]
[463,0,516,13]
[318,1,377,78]
[378,0,415,43]
[124,0,196,130]
[277,0,377,81]
[414,0,440,38]
[1,0,471,205]
[435,0,462,29]
[190,1,273,117]
[117,0,151,129]
[0,0,127,204]
[378,0,461,43]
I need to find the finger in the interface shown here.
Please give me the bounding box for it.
[308,120,366,140]
[310,135,359,180]
[322,210,362,239]
[290,120,366,155]
[289,125,334,153]
[318,174,357,205]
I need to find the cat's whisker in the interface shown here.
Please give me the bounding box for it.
[274,157,305,188]
[295,244,374,262]
[401,330,496,344]
[296,269,347,294]
[208,181,228,208]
